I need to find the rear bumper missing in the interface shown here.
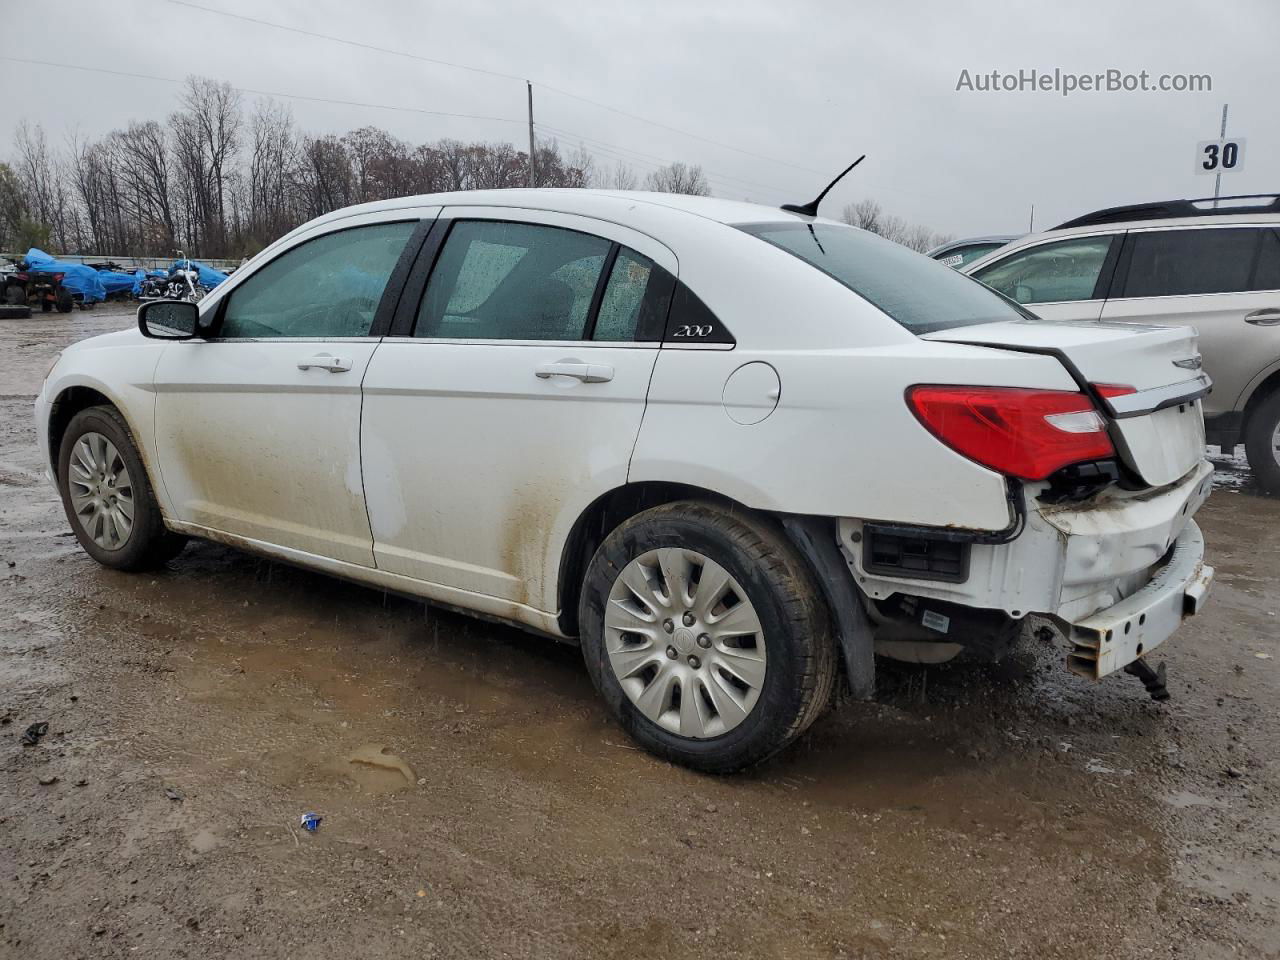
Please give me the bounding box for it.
[1064,520,1213,680]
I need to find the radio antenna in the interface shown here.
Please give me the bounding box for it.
[781,155,866,218]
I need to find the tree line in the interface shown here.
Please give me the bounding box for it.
[0,75,950,259]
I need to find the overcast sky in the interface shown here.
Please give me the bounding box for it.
[1,0,1276,238]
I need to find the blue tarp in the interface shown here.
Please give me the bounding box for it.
[172,258,229,290]
[24,248,106,303]
[98,270,138,296]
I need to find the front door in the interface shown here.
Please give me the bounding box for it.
[152,216,426,565]
[968,233,1120,322]
[360,209,677,618]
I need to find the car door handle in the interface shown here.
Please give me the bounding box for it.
[1244,309,1280,326]
[297,354,353,372]
[534,360,614,383]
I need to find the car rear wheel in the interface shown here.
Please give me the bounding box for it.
[578,500,836,773]
[57,406,186,570]
[1244,390,1280,494]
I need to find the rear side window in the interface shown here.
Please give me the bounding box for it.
[416,221,610,340]
[1119,228,1265,297]
[219,221,416,338]
[1255,229,1280,291]
[740,222,1028,334]
[971,235,1115,305]
[592,249,673,342]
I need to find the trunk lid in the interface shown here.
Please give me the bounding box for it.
[924,319,1208,487]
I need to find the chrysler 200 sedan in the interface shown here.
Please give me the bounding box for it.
[35,190,1215,772]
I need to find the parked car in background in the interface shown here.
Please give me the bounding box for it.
[37,190,1214,771]
[927,235,1017,269]
[964,195,1280,492]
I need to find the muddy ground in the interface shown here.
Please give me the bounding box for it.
[1,305,1277,959]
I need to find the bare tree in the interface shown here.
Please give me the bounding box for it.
[645,161,709,196]
[294,135,354,219]
[605,161,639,190]
[840,199,950,253]
[169,77,242,256]
[13,122,71,249]
[246,100,296,249]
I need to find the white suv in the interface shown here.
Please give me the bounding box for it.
[36,190,1215,771]
[964,195,1280,491]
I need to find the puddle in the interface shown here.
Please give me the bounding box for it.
[1162,791,1228,810]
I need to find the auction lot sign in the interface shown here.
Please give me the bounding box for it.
[1196,138,1246,175]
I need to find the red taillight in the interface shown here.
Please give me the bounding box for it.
[906,385,1115,481]
[53,272,64,282]
[1093,383,1137,399]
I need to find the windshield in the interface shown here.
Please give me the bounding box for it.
[934,241,1008,269]
[739,222,1030,334]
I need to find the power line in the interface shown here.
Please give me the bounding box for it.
[538,122,793,196]
[539,126,785,200]
[0,55,523,125]
[166,0,829,178]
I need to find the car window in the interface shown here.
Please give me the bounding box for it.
[740,222,1029,335]
[1120,228,1267,297]
[935,242,1006,269]
[416,221,611,340]
[219,221,416,338]
[971,236,1113,304]
[1255,229,1280,291]
[594,249,657,341]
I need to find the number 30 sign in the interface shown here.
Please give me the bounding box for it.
[1196,139,1246,175]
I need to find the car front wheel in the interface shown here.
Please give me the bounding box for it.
[1244,390,1280,495]
[579,500,836,773]
[57,405,186,570]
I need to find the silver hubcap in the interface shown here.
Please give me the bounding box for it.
[604,548,767,739]
[1272,420,1280,465]
[68,431,135,551]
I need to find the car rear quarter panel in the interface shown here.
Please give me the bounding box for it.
[631,339,1079,531]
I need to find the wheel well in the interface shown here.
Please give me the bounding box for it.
[1244,368,1280,428]
[47,386,114,471]
[555,481,741,636]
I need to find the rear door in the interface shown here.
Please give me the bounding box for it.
[153,213,431,565]
[968,233,1120,321]
[1098,225,1280,417]
[359,208,677,616]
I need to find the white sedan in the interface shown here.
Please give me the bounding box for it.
[35,190,1215,772]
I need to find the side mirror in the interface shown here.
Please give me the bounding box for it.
[138,300,202,340]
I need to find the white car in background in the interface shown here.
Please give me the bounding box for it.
[927,235,1017,269]
[36,190,1214,772]
[964,194,1280,491]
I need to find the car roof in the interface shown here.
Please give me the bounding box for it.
[303,188,846,233]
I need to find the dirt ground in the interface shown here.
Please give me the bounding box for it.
[2,305,1277,960]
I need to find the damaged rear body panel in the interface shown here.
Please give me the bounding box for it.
[840,453,1215,681]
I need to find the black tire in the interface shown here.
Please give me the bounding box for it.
[55,290,74,313]
[3,284,24,305]
[1244,391,1280,494]
[578,500,836,773]
[57,405,187,571]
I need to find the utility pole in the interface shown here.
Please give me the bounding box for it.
[1029,204,1035,232]
[527,81,536,188]
[1213,103,1228,208]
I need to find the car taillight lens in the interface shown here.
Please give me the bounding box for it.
[53,273,64,282]
[906,385,1115,481]
[1093,383,1137,399]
